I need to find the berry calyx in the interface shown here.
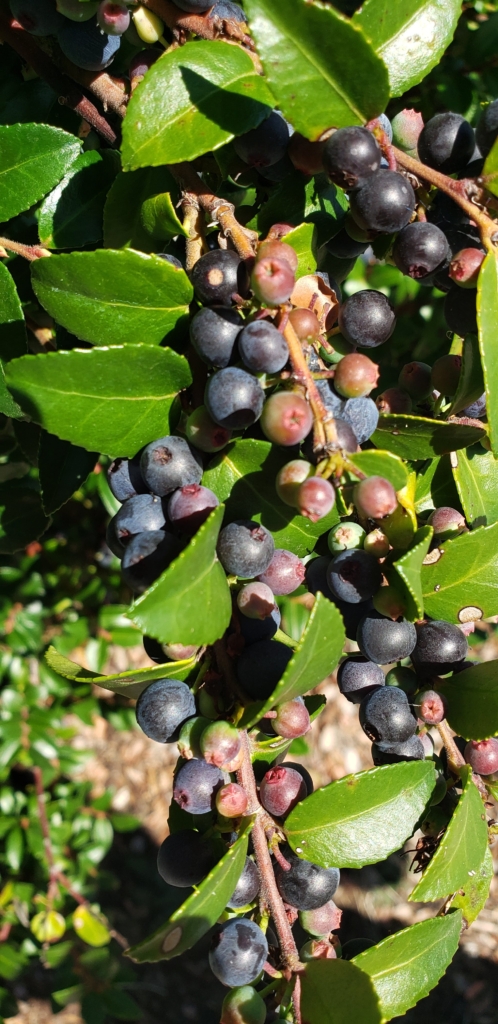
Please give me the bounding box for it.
[417,689,447,725]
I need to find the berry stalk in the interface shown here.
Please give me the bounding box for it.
[282,319,339,461]
[169,162,258,260]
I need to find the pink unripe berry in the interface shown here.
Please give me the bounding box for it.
[272,698,311,739]
[237,582,276,620]
[427,506,466,541]
[200,721,241,770]
[97,1,130,35]
[163,643,198,661]
[275,459,313,507]
[257,239,298,273]
[297,476,335,522]
[251,256,295,306]
[267,223,296,240]
[417,689,447,725]
[391,108,424,157]
[216,783,248,818]
[363,528,390,557]
[259,766,306,818]
[261,392,313,446]
[449,248,485,289]
[299,900,342,938]
[257,549,306,595]
[376,387,412,414]
[288,307,322,343]
[186,405,232,453]
[334,353,380,399]
[431,355,461,397]
[464,738,498,776]
[353,475,397,520]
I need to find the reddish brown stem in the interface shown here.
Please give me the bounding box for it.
[283,320,338,456]
[0,237,51,262]
[0,12,118,145]
[437,721,488,799]
[169,162,258,260]
[141,0,255,47]
[237,732,302,972]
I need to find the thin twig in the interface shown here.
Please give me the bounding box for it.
[437,721,488,799]
[0,12,118,145]
[141,0,255,46]
[169,162,258,259]
[182,198,206,272]
[282,320,339,459]
[0,238,51,262]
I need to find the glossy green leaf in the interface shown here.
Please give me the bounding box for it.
[282,223,317,278]
[449,332,484,416]
[240,594,345,728]
[414,455,460,514]
[6,345,191,458]
[39,433,97,515]
[372,414,485,460]
[140,192,188,240]
[31,250,192,347]
[483,138,498,199]
[285,760,436,868]
[248,171,348,245]
[422,522,498,622]
[353,0,462,97]
[410,767,488,902]
[0,484,50,553]
[352,911,462,1021]
[478,250,498,456]
[245,0,389,138]
[130,505,232,646]
[347,449,408,492]
[127,827,249,962]
[301,959,381,1024]
[438,661,498,740]
[203,439,339,558]
[452,444,498,529]
[122,41,273,169]
[0,123,80,222]
[0,262,27,363]
[38,150,118,250]
[104,168,179,252]
[45,645,196,700]
[450,846,493,925]
[389,525,433,621]
[72,906,110,947]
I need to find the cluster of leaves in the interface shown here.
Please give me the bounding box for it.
[2,0,498,1021]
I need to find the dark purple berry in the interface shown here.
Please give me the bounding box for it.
[418,113,475,173]
[234,111,290,168]
[209,919,268,987]
[239,603,281,645]
[476,99,498,158]
[227,858,260,910]
[257,549,305,596]
[461,393,486,418]
[140,436,202,497]
[340,398,378,444]
[136,678,196,743]
[189,305,243,368]
[398,361,432,401]
[157,829,218,887]
[205,367,265,429]
[191,250,247,306]
[107,455,146,502]
[357,610,417,663]
[326,228,368,260]
[236,640,292,700]
[238,320,289,374]
[168,484,219,535]
[112,493,166,544]
[173,757,224,815]
[360,686,417,743]
[121,530,180,592]
[58,17,121,70]
[350,170,416,234]
[431,354,462,396]
[10,0,62,34]
[217,520,274,578]
[371,735,425,765]
[339,290,396,348]
[327,549,381,604]
[411,620,468,673]
[173,0,212,10]
[274,847,340,910]
[323,126,381,190]
[392,222,450,279]
[444,284,478,335]
[337,655,385,704]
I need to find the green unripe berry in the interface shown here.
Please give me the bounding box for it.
[221,986,267,1024]
[363,528,390,557]
[275,459,313,507]
[178,716,212,760]
[385,666,418,695]
[327,520,366,553]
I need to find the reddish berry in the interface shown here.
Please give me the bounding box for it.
[449,248,485,289]
[354,476,397,520]
[259,766,306,818]
[272,698,310,739]
[261,392,313,446]
[237,582,276,620]
[200,721,241,770]
[257,549,306,595]
[464,738,498,776]
[376,388,412,414]
[417,689,447,725]
[391,108,424,156]
[398,361,432,401]
[297,476,335,522]
[266,223,296,240]
[288,133,326,176]
[431,355,461,397]
[251,256,295,306]
[334,353,380,399]
[216,783,248,818]
[186,405,232,453]
[428,506,466,541]
[257,239,298,273]
[97,1,130,34]
[276,459,313,507]
[288,307,322,343]
[299,900,342,938]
